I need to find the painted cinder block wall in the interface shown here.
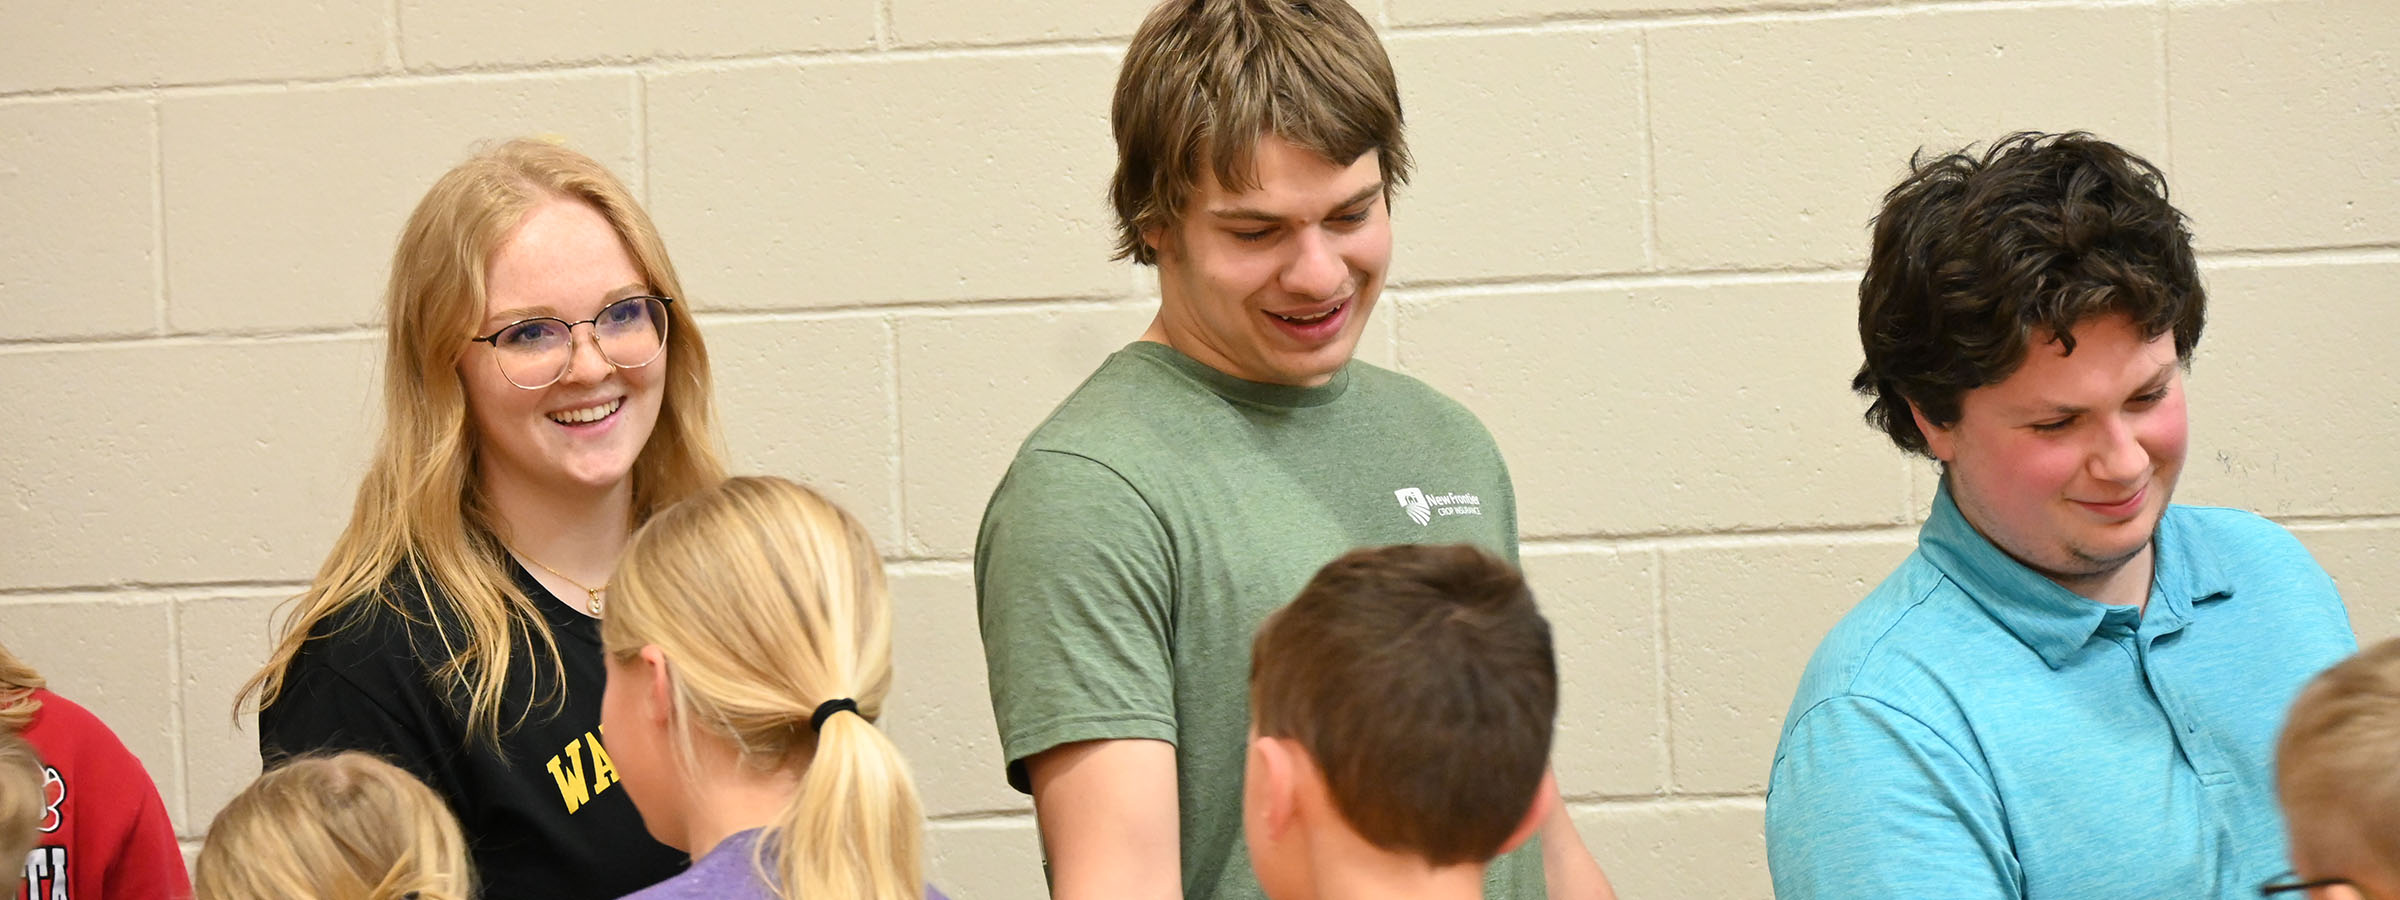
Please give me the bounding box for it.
[4,1,2396,897]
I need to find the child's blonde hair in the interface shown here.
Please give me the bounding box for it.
[0,643,46,733]
[605,475,924,900]
[2278,636,2400,880]
[0,731,43,897]
[194,752,472,900]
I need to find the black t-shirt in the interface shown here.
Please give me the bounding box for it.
[259,560,686,900]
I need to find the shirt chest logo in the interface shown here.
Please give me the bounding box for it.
[1394,487,1482,526]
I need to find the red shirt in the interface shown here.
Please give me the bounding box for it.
[17,689,190,900]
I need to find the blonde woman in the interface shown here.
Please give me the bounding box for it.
[195,752,472,900]
[600,476,947,900]
[244,139,724,899]
[1,642,189,899]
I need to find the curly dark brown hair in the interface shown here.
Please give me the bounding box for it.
[1854,131,2206,456]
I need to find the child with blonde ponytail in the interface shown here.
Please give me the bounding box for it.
[601,476,948,900]
[194,752,472,900]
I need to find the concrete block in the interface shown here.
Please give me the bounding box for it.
[1649,5,2163,270]
[0,598,184,828]
[1662,537,1916,793]
[1385,28,1646,282]
[894,304,1155,558]
[177,591,285,835]
[645,51,1125,310]
[2170,0,2400,250]
[0,99,158,340]
[2179,261,2400,518]
[400,0,873,68]
[886,568,1024,818]
[2292,524,2400,647]
[890,0,1132,46]
[1523,546,1664,798]
[1574,798,1769,900]
[0,337,378,589]
[161,77,638,332]
[927,817,1046,900]
[1396,279,1911,539]
[709,315,901,552]
[0,0,383,92]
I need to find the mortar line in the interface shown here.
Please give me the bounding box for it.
[874,0,894,50]
[1382,0,2154,36]
[1634,28,1660,272]
[0,39,1132,102]
[166,598,192,831]
[1561,791,1766,809]
[150,95,170,336]
[1524,521,1921,549]
[885,315,913,555]
[1903,455,1922,525]
[0,327,381,354]
[632,73,650,204]
[1648,545,1675,793]
[386,0,406,72]
[16,238,2386,353]
[926,808,1036,824]
[2155,0,2172,176]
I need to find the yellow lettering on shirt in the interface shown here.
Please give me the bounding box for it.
[586,729,619,792]
[546,737,592,813]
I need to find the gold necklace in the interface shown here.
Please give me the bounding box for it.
[510,547,606,616]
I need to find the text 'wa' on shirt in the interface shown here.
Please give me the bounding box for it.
[259,559,687,900]
[1765,483,2356,900]
[976,341,1543,900]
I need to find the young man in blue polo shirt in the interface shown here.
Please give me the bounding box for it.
[1764,131,2357,899]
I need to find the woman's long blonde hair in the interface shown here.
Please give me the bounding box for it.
[605,476,924,900]
[194,752,472,900]
[0,730,42,897]
[241,139,726,741]
[0,643,44,733]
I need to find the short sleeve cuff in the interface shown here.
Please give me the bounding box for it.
[1001,712,1179,794]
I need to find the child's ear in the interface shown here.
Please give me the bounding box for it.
[1247,735,1301,838]
[1496,768,1559,856]
[639,645,674,727]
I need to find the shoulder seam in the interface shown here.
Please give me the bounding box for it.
[1016,448,1181,598]
[1832,569,1951,696]
[1781,692,1984,776]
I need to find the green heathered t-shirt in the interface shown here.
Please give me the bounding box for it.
[975,341,1546,900]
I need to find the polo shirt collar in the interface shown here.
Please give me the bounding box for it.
[1918,479,2232,669]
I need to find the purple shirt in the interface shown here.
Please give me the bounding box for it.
[616,828,952,900]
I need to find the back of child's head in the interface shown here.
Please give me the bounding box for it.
[2278,637,2400,890]
[193,752,470,900]
[1249,543,1558,866]
[605,475,924,900]
[0,730,44,896]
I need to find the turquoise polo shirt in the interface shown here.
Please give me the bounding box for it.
[1766,484,2355,899]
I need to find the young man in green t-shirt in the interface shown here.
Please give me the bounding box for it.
[974,2,1615,899]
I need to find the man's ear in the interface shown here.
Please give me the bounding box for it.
[1908,400,1957,463]
[1248,735,1301,838]
[1142,222,1176,262]
[638,645,674,728]
[1496,768,1559,856]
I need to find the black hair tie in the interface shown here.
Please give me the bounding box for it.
[810,698,860,732]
